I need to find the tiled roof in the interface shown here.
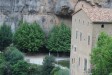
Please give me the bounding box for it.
[82,7,112,22]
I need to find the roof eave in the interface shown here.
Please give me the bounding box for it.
[93,21,112,24]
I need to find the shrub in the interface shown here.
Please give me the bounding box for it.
[0,53,12,75]
[4,46,24,64]
[51,67,60,75]
[13,22,45,52]
[0,53,5,75]
[0,24,12,51]
[28,64,42,75]
[109,73,112,75]
[47,22,71,52]
[12,61,42,75]
[42,55,55,75]
[51,67,69,75]
[12,60,29,75]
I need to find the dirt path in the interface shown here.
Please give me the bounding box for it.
[24,54,70,65]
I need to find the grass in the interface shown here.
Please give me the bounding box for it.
[58,60,70,68]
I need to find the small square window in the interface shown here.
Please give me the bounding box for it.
[101,24,104,28]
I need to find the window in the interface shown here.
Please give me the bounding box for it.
[82,4,83,7]
[72,58,75,64]
[101,24,104,28]
[74,58,75,63]
[76,31,78,39]
[80,32,82,41]
[88,36,90,45]
[79,58,80,66]
[72,45,73,50]
[74,47,76,52]
[72,59,74,64]
[83,21,84,24]
[84,59,87,71]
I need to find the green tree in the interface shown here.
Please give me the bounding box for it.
[0,24,12,51]
[12,60,29,75]
[13,21,45,52]
[0,53,5,75]
[0,52,12,75]
[47,23,71,53]
[91,32,112,75]
[42,55,55,75]
[4,46,24,64]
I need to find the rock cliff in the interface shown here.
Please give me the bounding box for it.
[0,0,75,34]
[0,0,111,34]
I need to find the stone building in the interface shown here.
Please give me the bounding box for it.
[70,1,112,75]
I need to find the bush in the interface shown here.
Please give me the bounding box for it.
[28,64,42,75]
[4,46,24,64]
[12,60,29,75]
[12,61,42,75]
[47,22,71,52]
[0,53,12,75]
[42,55,55,75]
[0,24,12,51]
[13,21,45,52]
[51,67,69,75]
[51,67,60,75]
[109,73,112,75]
[0,53,5,75]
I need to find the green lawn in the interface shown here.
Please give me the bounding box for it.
[58,60,70,68]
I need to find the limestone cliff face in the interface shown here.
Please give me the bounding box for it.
[0,0,111,34]
[0,0,75,35]
[85,0,112,8]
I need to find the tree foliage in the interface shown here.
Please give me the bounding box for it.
[91,32,112,75]
[4,46,24,64]
[42,55,55,75]
[0,46,24,75]
[12,60,29,75]
[51,67,69,75]
[13,21,45,52]
[47,23,71,52]
[28,64,42,75]
[0,46,43,75]
[0,24,12,51]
